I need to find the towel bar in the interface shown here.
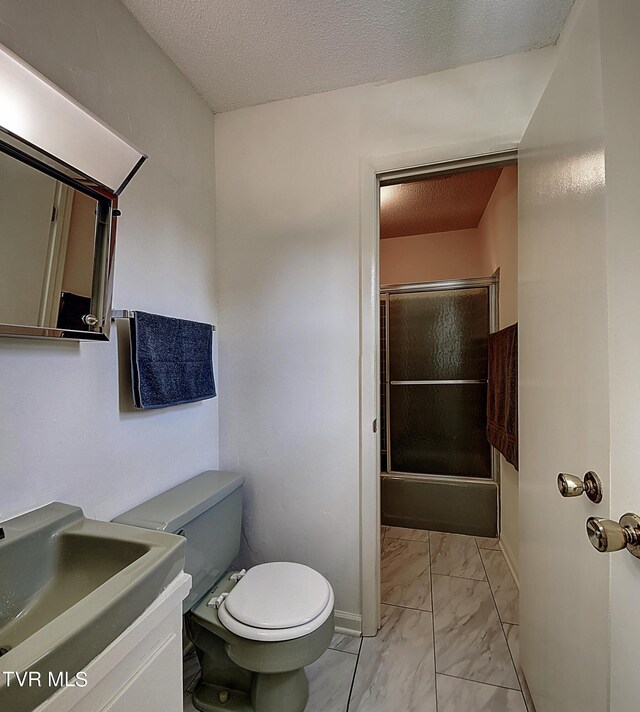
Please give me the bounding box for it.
[111,310,215,331]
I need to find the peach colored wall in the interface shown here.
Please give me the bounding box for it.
[62,191,98,297]
[478,165,520,577]
[379,227,491,285]
[480,165,518,325]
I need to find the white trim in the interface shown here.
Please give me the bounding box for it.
[359,138,520,637]
[334,610,362,636]
[500,538,520,589]
[359,156,381,637]
[38,183,74,327]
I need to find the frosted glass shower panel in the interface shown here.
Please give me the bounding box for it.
[389,383,491,477]
[388,289,489,381]
[385,285,492,477]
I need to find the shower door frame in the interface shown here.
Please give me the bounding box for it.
[381,276,500,485]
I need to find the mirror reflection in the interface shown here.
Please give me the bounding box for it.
[0,149,105,332]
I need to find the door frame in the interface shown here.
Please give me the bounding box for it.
[358,143,518,636]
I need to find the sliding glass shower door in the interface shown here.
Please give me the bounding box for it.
[384,283,493,478]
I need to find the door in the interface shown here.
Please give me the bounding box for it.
[519,1,640,710]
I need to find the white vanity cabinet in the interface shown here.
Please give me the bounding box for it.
[34,573,191,712]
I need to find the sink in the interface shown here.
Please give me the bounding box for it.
[0,502,185,711]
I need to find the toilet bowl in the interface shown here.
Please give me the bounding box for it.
[215,562,334,641]
[114,471,334,712]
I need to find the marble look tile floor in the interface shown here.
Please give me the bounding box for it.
[480,548,520,625]
[430,531,486,580]
[183,527,533,712]
[380,536,431,611]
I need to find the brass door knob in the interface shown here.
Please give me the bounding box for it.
[586,513,640,558]
[557,471,603,503]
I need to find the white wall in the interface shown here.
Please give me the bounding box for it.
[0,0,218,522]
[478,166,520,575]
[215,48,555,620]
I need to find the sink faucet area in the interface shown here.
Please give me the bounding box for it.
[0,503,185,711]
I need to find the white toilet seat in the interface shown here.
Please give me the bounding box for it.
[217,562,335,641]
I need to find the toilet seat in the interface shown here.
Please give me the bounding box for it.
[217,562,334,641]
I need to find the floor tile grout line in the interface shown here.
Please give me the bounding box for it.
[428,531,439,712]
[431,541,516,695]
[385,535,430,544]
[478,547,518,626]
[347,529,381,711]
[430,571,487,582]
[381,536,432,612]
[502,622,536,712]
[328,640,360,656]
[328,648,359,656]
[344,633,362,711]
[429,532,488,582]
[381,601,432,613]
[475,537,522,692]
[436,670,524,693]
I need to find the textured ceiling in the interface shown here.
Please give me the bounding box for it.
[120,0,574,112]
[380,167,503,239]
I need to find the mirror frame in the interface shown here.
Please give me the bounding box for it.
[0,41,146,341]
[0,133,118,341]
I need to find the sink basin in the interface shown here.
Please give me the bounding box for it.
[0,502,185,711]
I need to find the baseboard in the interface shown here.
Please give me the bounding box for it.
[334,610,362,636]
[499,537,520,588]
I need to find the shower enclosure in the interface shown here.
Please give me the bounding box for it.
[380,276,499,536]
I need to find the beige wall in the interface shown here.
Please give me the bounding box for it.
[481,166,518,324]
[380,228,491,285]
[479,165,519,576]
[62,191,99,297]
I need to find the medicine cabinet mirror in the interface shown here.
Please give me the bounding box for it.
[0,42,145,340]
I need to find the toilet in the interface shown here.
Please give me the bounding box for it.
[114,470,334,712]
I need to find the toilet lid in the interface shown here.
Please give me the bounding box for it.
[224,562,331,629]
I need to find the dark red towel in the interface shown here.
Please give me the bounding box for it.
[487,323,518,469]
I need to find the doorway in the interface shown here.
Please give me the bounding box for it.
[358,148,519,636]
[378,159,517,542]
[372,155,527,706]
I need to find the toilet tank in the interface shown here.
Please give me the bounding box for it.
[113,470,244,612]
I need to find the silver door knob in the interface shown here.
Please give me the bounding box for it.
[586,513,640,558]
[557,471,603,503]
[82,313,100,327]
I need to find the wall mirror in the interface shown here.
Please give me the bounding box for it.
[0,42,145,340]
[0,146,116,339]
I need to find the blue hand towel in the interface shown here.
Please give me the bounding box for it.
[130,311,216,409]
